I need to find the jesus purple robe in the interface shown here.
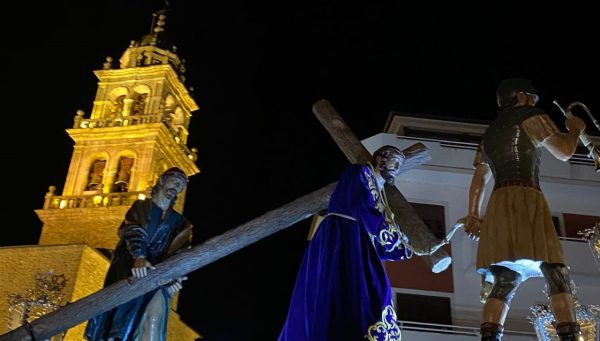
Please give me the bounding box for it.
[279,164,411,341]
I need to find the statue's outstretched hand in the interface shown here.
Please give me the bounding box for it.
[459,215,482,241]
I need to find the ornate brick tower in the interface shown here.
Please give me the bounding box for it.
[0,11,200,340]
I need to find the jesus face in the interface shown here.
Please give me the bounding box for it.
[378,153,403,185]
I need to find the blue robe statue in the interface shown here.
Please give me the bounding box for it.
[84,199,192,341]
[279,164,411,341]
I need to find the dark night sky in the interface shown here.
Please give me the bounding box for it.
[3,1,599,340]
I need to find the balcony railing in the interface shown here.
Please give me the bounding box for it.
[74,113,163,129]
[43,190,149,210]
[398,320,536,339]
[559,236,587,242]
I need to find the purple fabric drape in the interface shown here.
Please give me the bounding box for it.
[279,164,410,341]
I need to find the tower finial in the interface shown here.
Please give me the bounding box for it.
[154,14,166,33]
[150,1,171,35]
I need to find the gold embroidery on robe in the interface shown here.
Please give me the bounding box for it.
[365,304,402,340]
[364,166,405,253]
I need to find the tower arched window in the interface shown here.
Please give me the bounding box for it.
[111,95,126,116]
[171,106,185,126]
[113,157,134,192]
[131,93,148,115]
[86,159,106,191]
[164,94,175,114]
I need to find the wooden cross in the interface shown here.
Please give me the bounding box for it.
[312,99,452,273]
[0,100,451,340]
[0,183,337,340]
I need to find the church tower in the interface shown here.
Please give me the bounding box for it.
[0,11,201,340]
[37,12,199,251]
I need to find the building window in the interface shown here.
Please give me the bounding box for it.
[563,213,600,239]
[131,93,148,115]
[111,95,126,116]
[113,157,134,192]
[86,159,106,191]
[396,293,452,327]
[404,127,482,145]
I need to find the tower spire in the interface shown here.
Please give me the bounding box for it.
[114,5,185,77]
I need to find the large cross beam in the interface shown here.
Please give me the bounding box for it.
[312,99,452,272]
[0,183,336,341]
[1,101,451,340]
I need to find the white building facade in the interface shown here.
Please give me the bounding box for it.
[362,113,600,340]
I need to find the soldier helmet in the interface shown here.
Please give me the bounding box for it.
[496,78,538,108]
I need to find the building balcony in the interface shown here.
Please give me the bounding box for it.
[35,190,148,249]
[75,113,163,129]
[43,189,149,210]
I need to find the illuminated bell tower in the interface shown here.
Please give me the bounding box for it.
[36,13,200,251]
[0,12,200,340]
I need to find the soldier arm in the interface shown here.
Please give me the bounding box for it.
[462,147,491,239]
[522,114,584,161]
[468,162,491,218]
